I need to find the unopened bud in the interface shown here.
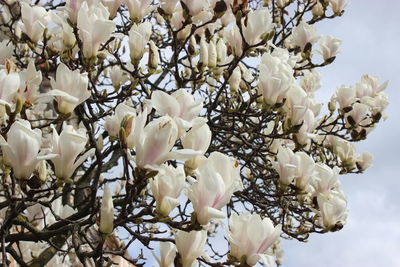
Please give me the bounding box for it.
[99,186,114,235]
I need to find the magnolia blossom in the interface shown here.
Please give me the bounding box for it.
[224,25,243,57]
[0,68,20,108]
[102,0,123,18]
[50,12,76,51]
[108,65,128,89]
[0,120,50,179]
[312,1,324,17]
[274,146,298,186]
[148,41,159,70]
[77,2,116,59]
[358,74,389,96]
[312,163,341,195]
[242,8,274,45]
[104,103,137,147]
[300,69,321,95]
[229,66,241,92]
[188,152,243,225]
[175,230,207,267]
[152,242,177,267]
[319,35,341,61]
[182,123,212,170]
[334,85,356,110]
[199,36,208,68]
[317,191,348,230]
[123,0,154,22]
[134,113,198,168]
[20,3,50,43]
[150,165,186,216]
[346,102,369,127]
[295,152,315,191]
[99,186,114,235]
[50,124,95,180]
[160,0,179,15]
[258,52,295,106]
[328,0,347,14]
[356,151,374,171]
[181,0,208,16]
[128,22,152,64]
[295,109,318,145]
[285,86,309,126]
[228,213,281,266]
[49,63,90,114]
[288,21,319,50]
[151,89,203,134]
[171,7,191,40]
[64,0,92,23]
[19,61,42,105]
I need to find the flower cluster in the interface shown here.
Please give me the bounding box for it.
[0,0,389,266]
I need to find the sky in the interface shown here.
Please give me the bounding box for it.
[282,1,400,266]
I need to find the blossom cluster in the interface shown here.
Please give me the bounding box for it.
[0,0,389,266]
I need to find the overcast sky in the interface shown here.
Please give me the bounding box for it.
[282,1,400,266]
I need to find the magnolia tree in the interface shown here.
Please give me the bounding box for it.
[0,0,389,266]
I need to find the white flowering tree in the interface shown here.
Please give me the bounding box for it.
[0,0,389,266]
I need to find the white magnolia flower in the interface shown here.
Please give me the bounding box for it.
[312,163,341,194]
[150,165,186,216]
[188,152,243,225]
[356,151,374,171]
[228,213,281,266]
[49,63,90,114]
[300,69,321,95]
[50,12,76,51]
[108,65,128,89]
[151,90,203,135]
[258,52,295,106]
[0,68,20,108]
[181,0,208,16]
[285,86,309,126]
[77,2,116,58]
[182,123,212,170]
[317,191,348,230]
[274,146,298,185]
[128,22,152,64]
[295,152,315,191]
[102,0,123,18]
[19,61,42,105]
[64,0,95,23]
[288,21,319,50]
[160,0,179,15]
[334,85,356,110]
[319,35,341,61]
[224,24,243,57]
[328,0,347,15]
[152,242,177,267]
[148,41,159,70]
[134,113,198,168]
[50,124,95,180]
[0,120,53,179]
[229,66,241,92]
[175,230,207,267]
[99,186,114,235]
[346,102,369,127]
[20,3,50,43]
[242,8,274,45]
[104,103,137,147]
[123,0,154,22]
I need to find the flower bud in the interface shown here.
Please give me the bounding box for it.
[99,186,114,235]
